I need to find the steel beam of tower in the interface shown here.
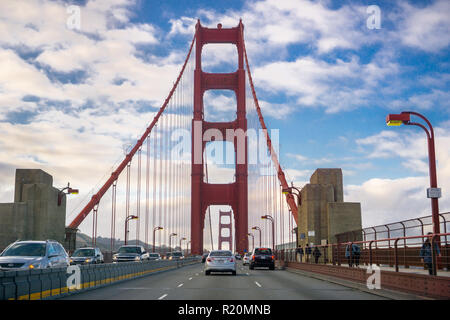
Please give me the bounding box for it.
[191,20,248,255]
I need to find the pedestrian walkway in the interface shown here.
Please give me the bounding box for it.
[320,262,450,277]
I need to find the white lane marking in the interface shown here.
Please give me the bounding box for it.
[177,283,184,287]
[246,273,249,276]
[158,294,168,300]
[255,281,262,288]
[195,273,199,276]
[188,277,193,280]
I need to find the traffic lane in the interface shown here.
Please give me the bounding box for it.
[244,265,387,300]
[162,262,385,300]
[166,264,269,300]
[61,263,203,300]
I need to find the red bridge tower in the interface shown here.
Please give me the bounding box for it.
[191,21,248,255]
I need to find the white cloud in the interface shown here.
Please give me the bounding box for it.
[393,0,450,53]
[347,124,450,227]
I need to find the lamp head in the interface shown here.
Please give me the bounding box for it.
[386,113,410,126]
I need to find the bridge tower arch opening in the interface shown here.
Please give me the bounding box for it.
[191,21,248,255]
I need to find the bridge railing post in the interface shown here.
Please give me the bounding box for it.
[394,238,399,272]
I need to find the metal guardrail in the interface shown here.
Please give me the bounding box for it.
[0,257,200,300]
[335,212,450,243]
[276,233,450,275]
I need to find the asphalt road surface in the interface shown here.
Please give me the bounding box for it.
[61,262,387,300]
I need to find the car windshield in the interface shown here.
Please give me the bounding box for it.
[118,247,141,254]
[1,243,46,257]
[149,253,159,257]
[255,248,272,255]
[172,252,182,257]
[209,251,232,257]
[72,249,95,257]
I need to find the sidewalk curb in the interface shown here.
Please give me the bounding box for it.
[284,267,430,300]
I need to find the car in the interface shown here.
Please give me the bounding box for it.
[148,253,161,260]
[204,250,237,275]
[112,245,149,263]
[0,240,69,270]
[70,247,104,265]
[201,253,208,263]
[242,253,250,265]
[168,251,184,260]
[234,253,242,260]
[249,247,275,270]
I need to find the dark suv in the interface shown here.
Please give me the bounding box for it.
[249,248,275,270]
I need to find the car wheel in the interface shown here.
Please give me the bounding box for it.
[249,265,254,270]
[269,265,275,270]
[205,270,210,276]
[232,271,236,276]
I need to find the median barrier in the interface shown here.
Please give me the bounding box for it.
[0,256,201,300]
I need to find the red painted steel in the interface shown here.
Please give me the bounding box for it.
[218,211,233,251]
[191,20,248,255]
[241,27,299,224]
[67,33,196,229]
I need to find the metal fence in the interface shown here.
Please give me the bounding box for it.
[335,212,450,245]
[276,233,449,275]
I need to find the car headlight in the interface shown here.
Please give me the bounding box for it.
[113,255,118,260]
[85,258,91,263]
[28,262,42,269]
[69,259,73,263]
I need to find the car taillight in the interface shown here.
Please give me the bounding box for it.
[207,258,212,262]
[271,255,275,260]
[252,255,255,260]
[230,258,234,262]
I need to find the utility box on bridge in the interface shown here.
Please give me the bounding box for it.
[0,169,66,251]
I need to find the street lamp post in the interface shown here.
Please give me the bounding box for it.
[169,233,177,253]
[262,215,275,250]
[58,182,79,206]
[247,233,255,252]
[125,215,138,245]
[251,226,262,247]
[153,226,163,253]
[282,184,301,206]
[187,241,191,255]
[386,111,441,234]
[180,237,187,253]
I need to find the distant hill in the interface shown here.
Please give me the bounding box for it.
[76,232,181,253]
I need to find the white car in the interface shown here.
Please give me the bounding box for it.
[204,250,236,275]
[242,253,250,265]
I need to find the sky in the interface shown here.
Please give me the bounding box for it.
[0,0,449,247]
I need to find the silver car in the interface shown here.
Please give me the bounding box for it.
[204,250,237,275]
[112,245,150,263]
[70,247,104,265]
[148,253,161,260]
[0,240,70,270]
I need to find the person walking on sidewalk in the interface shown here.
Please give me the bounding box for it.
[296,245,304,263]
[420,232,441,275]
[305,244,312,263]
[312,246,322,264]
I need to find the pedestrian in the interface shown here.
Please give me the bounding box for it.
[305,244,312,263]
[420,232,441,275]
[312,246,321,264]
[345,244,353,267]
[353,244,361,267]
[296,245,304,263]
